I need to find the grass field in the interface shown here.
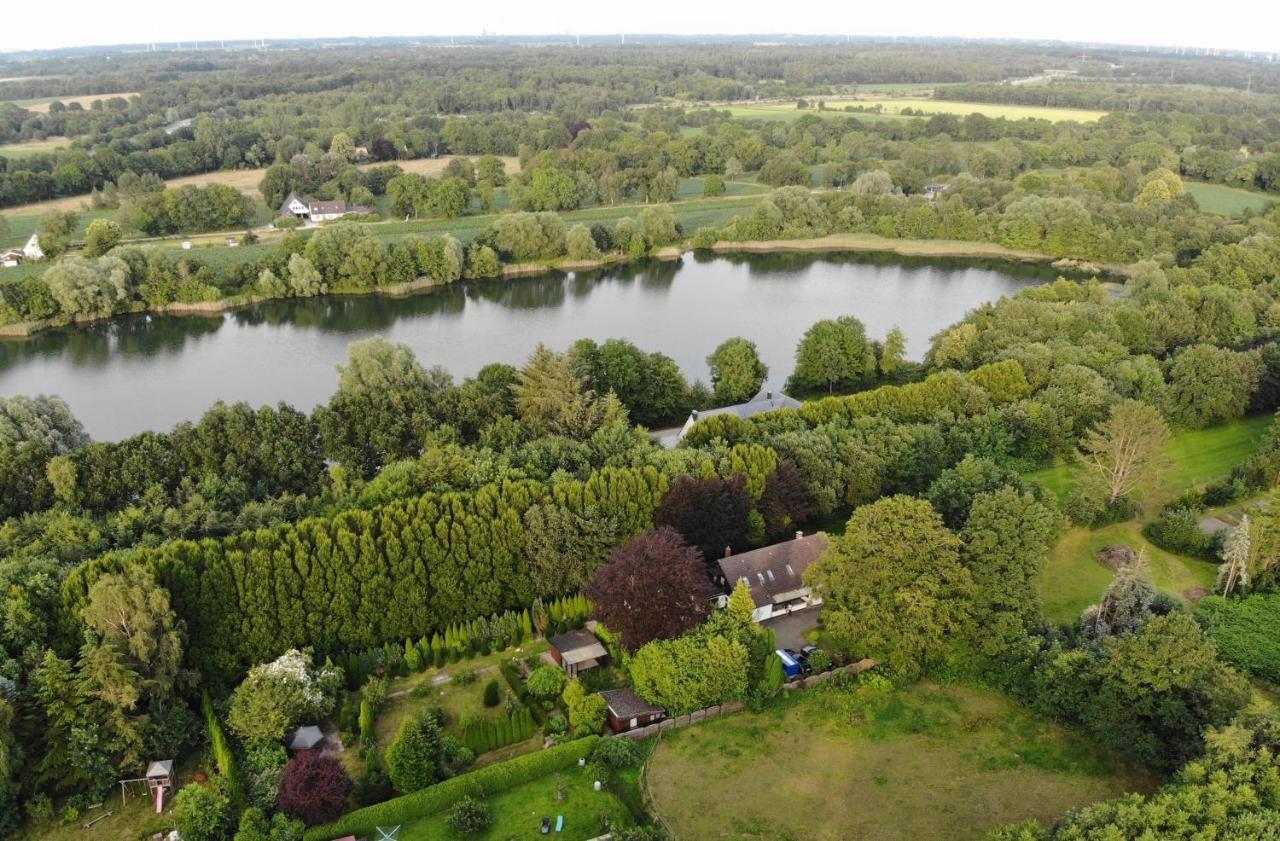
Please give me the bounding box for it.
[1038,523,1218,623]
[1025,415,1273,504]
[1185,181,1276,216]
[1027,415,1271,623]
[400,763,634,841]
[727,98,1107,123]
[9,92,139,113]
[645,681,1152,841]
[0,137,70,158]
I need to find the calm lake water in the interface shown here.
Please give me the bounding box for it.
[0,252,1060,440]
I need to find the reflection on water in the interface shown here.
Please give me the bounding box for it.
[0,252,1061,440]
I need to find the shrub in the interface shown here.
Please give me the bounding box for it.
[358,699,375,743]
[806,649,833,673]
[526,665,567,699]
[482,679,501,707]
[173,782,232,841]
[447,797,491,836]
[278,752,353,826]
[590,737,640,769]
[1144,505,1223,559]
[303,737,600,840]
[1196,594,1280,683]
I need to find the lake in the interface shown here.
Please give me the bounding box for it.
[0,251,1060,440]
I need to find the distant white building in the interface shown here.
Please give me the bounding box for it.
[22,232,44,261]
[673,386,801,443]
[277,191,372,224]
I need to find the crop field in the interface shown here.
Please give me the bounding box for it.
[0,137,70,158]
[728,98,1107,123]
[10,92,139,112]
[1185,181,1276,216]
[645,681,1152,841]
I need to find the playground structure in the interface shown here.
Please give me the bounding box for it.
[117,759,175,814]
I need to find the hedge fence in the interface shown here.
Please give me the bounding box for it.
[304,736,601,840]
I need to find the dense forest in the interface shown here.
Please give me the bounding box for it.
[2,39,1280,841]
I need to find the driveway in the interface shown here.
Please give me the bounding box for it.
[763,607,820,651]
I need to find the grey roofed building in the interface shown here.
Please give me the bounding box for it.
[286,725,325,751]
[145,759,174,780]
[715,532,828,621]
[673,386,801,444]
[548,629,609,677]
[600,687,665,733]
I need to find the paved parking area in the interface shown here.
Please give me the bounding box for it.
[763,607,820,651]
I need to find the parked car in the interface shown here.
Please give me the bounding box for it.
[800,644,820,661]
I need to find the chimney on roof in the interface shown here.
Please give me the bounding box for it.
[691,410,699,421]
[795,530,804,540]
[724,546,732,558]
[766,391,772,400]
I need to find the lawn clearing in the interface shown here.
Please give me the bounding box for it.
[1025,414,1273,504]
[1185,181,1276,216]
[645,681,1153,841]
[398,763,633,841]
[1038,522,1218,624]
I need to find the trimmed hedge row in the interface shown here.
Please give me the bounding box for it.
[303,736,600,840]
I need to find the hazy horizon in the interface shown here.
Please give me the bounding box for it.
[3,0,1277,58]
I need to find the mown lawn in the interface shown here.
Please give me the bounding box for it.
[1025,415,1273,504]
[645,681,1152,841]
[1185,182,1276,216]
[1038,523,1218,623]
[400,763,633,841]
[0,136,70,158]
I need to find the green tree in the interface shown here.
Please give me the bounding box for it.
[1079,400,1172,505]
[793,316,871,392]
[707,337,768,404]
[702,175,726,197]
[329,132,355,160]
[385,711,443,793]
[526,665,567,698]
[173,782,233,841]
[565,223,601,260]
[562,678,606,735]
[228,650,340,743]
[1165,344,1264,429]
[513,343,626,439]
[806,495,973,678]
[82,567,184,699]
[82,219,122,257]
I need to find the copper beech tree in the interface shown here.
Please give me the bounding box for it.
[585,526,710,651]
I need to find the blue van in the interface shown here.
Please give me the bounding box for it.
[776,648,802,680]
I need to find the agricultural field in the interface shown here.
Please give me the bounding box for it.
[645,681,1153,841]
[0,136,70,158]
[727,97,1107,123]
[8,92,139,112]
[1185,181,1276,216]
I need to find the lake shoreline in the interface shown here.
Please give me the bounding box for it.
[0,236,1089,340]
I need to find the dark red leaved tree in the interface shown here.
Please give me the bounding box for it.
[654,474,752,563]
[760,460,813,540]
[278,751,353,826]
[585,526,710,651]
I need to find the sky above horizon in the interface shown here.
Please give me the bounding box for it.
[6,0,1279,55]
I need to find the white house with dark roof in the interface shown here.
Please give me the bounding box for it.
[277,192,372,224]
[664,385,801,446]
[715,531,827,622]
